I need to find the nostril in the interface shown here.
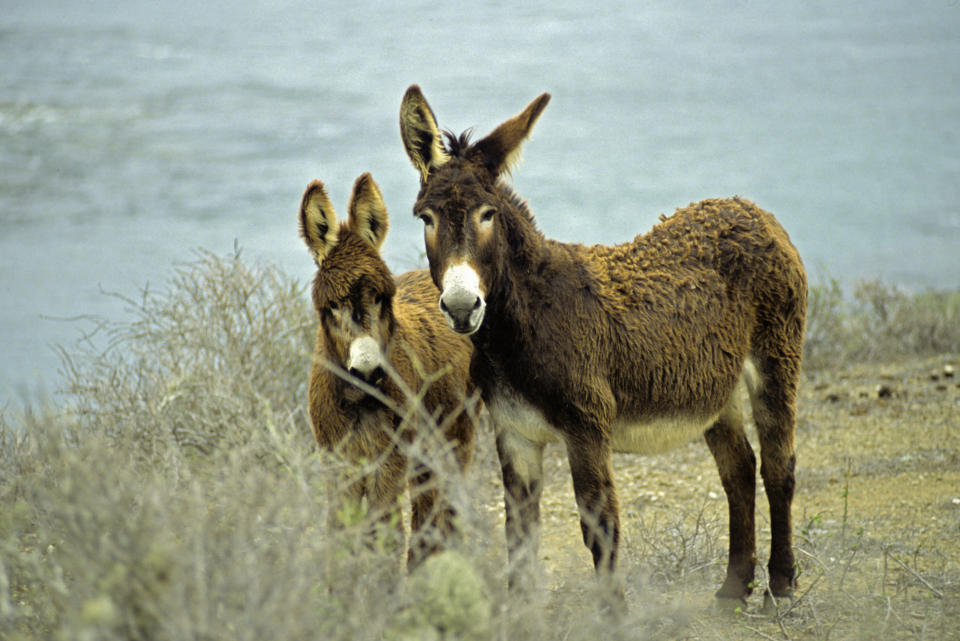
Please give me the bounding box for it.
[439,298,450,314]
[348,365,385,386]
[472,297,482,311]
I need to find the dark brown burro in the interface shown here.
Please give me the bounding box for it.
[400,85,807,605]
[299,172,477,568]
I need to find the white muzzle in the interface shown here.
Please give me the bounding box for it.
[347,335,385,385]
[439,263,486,335]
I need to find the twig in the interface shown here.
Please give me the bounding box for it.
[840,457,852,543]
[771,595,793,641]
[882,548,889,596]
[836,544,859,593]
[807,600,823,641]
[742,624,780,641]
[882,595,892,632]
[885,549,943,598]
[795,550,827,574]
[780,569,825,617]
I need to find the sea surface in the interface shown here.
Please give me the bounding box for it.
[2,0,959,407]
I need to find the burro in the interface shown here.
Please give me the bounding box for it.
[400,85,807,608]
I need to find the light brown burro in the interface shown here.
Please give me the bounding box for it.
[400,85,807,606]
[299,172,477,568]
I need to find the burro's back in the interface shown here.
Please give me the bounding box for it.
[298,172,477,568]
[584,195,807,425]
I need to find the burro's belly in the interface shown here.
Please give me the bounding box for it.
[486,361,755,459]
[486,388,718,455]
[608,413,718,454]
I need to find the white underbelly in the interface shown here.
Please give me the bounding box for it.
[608,413,716,454]
[486,390,716,455]
[486,390,560,446]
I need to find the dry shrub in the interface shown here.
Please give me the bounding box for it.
[55,248,317,463]
[804,277,960,369]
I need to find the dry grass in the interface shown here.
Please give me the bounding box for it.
[2,252,958,640]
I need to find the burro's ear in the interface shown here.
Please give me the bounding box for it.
[474,92,551,176]
[400,84,449,182]
[347,172,389,251]
[299,180,340,265]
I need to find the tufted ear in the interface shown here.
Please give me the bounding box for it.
[347,173,389,251]
[400,84,450,182]
[474,92,551,176]
[299,180,341,265]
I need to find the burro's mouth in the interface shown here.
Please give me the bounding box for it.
[440,298,485,335]
[344,335,387,397]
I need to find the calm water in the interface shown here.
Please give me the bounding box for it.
[2,0,959,407]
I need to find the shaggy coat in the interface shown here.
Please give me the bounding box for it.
[300,173,477,567]
[400,86,807,604]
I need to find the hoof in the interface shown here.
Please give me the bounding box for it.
[768,574,796,598]
[595,574,628,618]
[713,593,747,613]
[714,576,752,604]
[761,589,795,614]
[763,573,796,612]
[601,585,628,619]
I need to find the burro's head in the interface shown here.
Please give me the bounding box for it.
[399,85,550,335]
[299,173,396,401]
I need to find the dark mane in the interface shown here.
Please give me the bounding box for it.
[442,129,474,158]
[501,182,540,233]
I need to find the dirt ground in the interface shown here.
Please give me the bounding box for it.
[465,354,960,638]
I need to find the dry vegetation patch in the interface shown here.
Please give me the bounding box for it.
[2,257,958,640]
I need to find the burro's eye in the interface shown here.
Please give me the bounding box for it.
[328,300,340,312]
[417,209,436,228]
[478,205,496,224]
[373,292,384,305]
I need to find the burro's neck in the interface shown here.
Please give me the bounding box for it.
[476,223,572,351]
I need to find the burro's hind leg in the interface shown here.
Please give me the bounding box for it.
[705,387,758,602]
[749,351,801,602]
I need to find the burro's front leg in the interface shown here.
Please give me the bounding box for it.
[564,432,625,610]
[495,428,544,591]
[366,448,407,558]
[564,434,620,573]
